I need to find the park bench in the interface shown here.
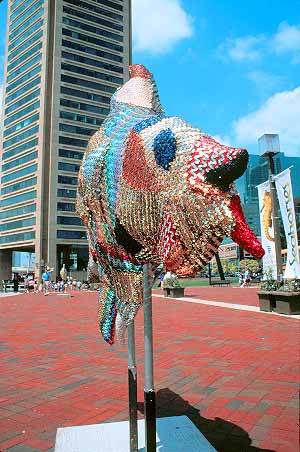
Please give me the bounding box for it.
[211,280,231,287]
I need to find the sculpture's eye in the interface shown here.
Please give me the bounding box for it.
[153,128,177,170]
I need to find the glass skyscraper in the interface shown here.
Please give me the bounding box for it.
[0,0,130,279]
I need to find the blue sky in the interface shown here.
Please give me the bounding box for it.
[1,0,299,156]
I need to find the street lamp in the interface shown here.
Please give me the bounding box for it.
[258,134,283,281]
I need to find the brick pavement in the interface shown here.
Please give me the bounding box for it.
[0,289,299,452]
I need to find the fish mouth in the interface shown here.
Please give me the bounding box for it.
[229,194,265,259]
[205,149,249,191]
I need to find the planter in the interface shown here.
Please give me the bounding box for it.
[274,291,300,315]
[257,290,276,312]
[163,287,185,298]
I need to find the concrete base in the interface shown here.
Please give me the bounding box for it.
[54,415,217,452]
[57,293,73,298]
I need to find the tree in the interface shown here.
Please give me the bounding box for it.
[239,259,260,274]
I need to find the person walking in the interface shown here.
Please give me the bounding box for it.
[241,269,250,288]
[42,268,51,295]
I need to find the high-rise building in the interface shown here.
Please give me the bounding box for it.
[0,0,131,279]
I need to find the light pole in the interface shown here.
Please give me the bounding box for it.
[258,134,283,281]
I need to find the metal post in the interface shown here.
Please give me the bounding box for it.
[128,321,138,452]
[267,154,283,281]
[215,252,225,280]
[208,261,212,286]
[143,263,156,451]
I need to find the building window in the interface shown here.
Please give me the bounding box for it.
[57,188,77,198]
[7,53,42,83]
[5,102,40,127]
[60,98,109,116]
[4,113,39,137]
[0,217,36,232]
[9,0,44,32]
[5,89,40,116]
[62,17,123,42]
[58,175,78,185]
[61,29,123,53]
[57,216,83,225]
[7,30,43,61]
[61,74,116,94]
[64,0,123,21]
[1,177,37,195]
[58,149,84,160]
[9,8,44,42]
[59,136,88,148]
[2,164,37,183]
[0,203,36,220]
[8,19,43,52]
[0,231,35,245]
[2,151,38,172]
[2,138,38,161]
[60,111,103,127]
[8,41,42,69]
[63,6,123,32]
[61,62,122,84]
[6,66,41,94]
[59,123,95,137]
[58,162,80,173]
[89,0,123,11]
[61,51,123,75]
[6,77,41,104]
[61,85,110,104]
[3,126,39,149]
[62,40,123,63]
[57,202,76,212]
[57,230,87,239]
[0,190,37,208]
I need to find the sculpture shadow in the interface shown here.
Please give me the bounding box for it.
[137,388,276,452]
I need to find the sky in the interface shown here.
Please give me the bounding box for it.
[0,0,300,156]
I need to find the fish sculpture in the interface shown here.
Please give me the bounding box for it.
[76,64,264,344]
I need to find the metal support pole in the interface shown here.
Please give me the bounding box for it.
[267,154,283,281]
[128,321,138,452]
[215,252,225,280]
[143,263,156,451]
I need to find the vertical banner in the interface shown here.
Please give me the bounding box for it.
[274,169,300,279]
[257,180,277,278]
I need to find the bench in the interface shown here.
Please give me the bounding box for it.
[211,280,231,287]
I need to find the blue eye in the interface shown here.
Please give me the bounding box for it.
[153,128,177,170]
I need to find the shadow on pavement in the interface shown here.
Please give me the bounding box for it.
[137,388,276,452]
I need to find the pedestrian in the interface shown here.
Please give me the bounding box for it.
[241,269,250,288]
[42,268,51,295]
[76,280,82,291]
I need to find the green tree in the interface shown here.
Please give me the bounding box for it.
[239,259,260,273]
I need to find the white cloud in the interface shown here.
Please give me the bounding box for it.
[132,0,193,55]
[232,87,300,157]
[272,22,300,54]
[247,70,286,96]
[217,35,265,62]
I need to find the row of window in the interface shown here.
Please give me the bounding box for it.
[8,42,42,73]
[2,163,37,184]
[63,6,123,32]
[2,138,38,161]
[8,18,43,52]
[58,162,80,173]
[60,98,109,116]
[57,202,76,212]
[59,136,88,148]
[62,39,122,64]
[59,149,84,161]
[2,151,38,172]
[5,89,40,116]
[59,123,95,137]
[62,17,122,43]
[0,231,35,245]
[0,217,36,232]
[4,101,40,127]
[57,216,83,226]
[57,230,86,239]
[4,113,39,138]
[62,27,123,53]
[0,203,36,220]
[10,0,43,33]
[92,0,123,12]
[1,177,37,196]
[9,7,43,43]
[61,62,122,85]
[8,30,43,63]
[58,175,78,185]
[6,77,40,105]
[10,0,36,20]
[60,110,103,127]
[7,53,41,84]
[57,188,77,198]
[0,190,36,208]
[3,126,39,149]
[62,50,123,74]
[6,65,40,94]
[61,74,116,95]
[11,0,32,13]
[64,0,123,21]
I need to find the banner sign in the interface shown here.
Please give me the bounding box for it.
[257,180,277,279]
[274,168,300,279]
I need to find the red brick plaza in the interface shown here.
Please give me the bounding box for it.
[0,287,299,452]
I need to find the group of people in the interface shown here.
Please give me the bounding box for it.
[21,270,84,295]
[238,269,251,288]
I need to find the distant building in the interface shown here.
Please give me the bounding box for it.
[0,0,131,279]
